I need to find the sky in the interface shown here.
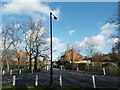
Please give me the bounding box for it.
[1,0,118,60]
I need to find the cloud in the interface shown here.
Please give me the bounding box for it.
[45,37,65,60]
[75,35,105,51]
[100,23,117,30]
[100,29,113,36]
[97,22,103,25]
[46,37,65,51]
[107,38,118,45]
[2,0,60,20]
[68,30,75,36]
[74,23,118,52]
[100,23,118,37]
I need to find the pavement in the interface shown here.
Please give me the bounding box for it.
[2,68,119,89]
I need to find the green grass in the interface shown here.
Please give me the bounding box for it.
[2,84,119,90]
[109,67,120,74]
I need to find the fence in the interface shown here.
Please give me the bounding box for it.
[2,65,30,70]
[64,64,119,76]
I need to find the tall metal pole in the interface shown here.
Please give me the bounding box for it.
[50,12,53,87]
[118,1,120,61]
[50,12,57,87]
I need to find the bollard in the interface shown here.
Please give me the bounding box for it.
[2,70,5,75]
[92,75,96,88]
[59,74,62,87]
[61,65,63,70]
[46,66,49,70]
[31,69,33,73]
[10,70,12,75]
[76,65,79,71]
[103,68,106,75]
[13,76,16,86]
[87,67,89,71]
[19,69,21,75]
[64,66,65,71]
[35,75,38,86]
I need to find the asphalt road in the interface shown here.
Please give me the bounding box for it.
[2,68,119,89]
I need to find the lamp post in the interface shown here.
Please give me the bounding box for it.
[50,12,57,87]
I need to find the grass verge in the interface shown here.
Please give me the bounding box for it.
[2,84,119,90]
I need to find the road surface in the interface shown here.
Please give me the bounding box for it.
[2,68,119,89]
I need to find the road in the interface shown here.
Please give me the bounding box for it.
[2,68,119,89]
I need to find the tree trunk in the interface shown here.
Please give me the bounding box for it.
[5,55,10,72]
[29,55,32,72]
[18,57,20,70]
[34,56,37,71]
[4,50,10,72]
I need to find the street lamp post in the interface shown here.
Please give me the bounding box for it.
[50,12,57,87]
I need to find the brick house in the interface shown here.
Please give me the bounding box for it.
[60,49,83,63]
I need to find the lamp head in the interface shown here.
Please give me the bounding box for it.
[50,12,57,20]
[54,16,57,20]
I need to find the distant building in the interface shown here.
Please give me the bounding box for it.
[60,49,84,63]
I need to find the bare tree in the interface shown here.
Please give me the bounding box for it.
[2,23,19,71]
[2,50,16,67]
[23,20,35,71]
[11,23,25,70]
[85,43,98,66]
[92,53,103,66]
[32,21,48,71]
[22,19,49,71]
[64,42,74,63]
